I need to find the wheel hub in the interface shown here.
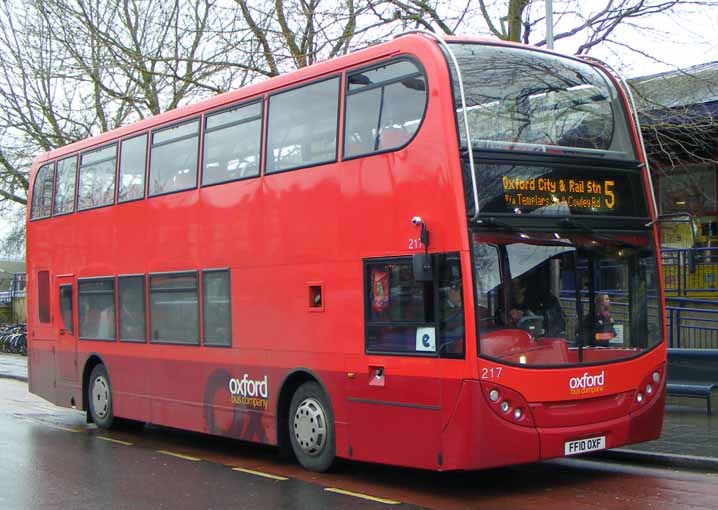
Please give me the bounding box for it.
[92,376,109,419]
[293,398,327,456]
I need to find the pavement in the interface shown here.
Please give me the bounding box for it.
[1,353,716,472]
[0,353,30,383]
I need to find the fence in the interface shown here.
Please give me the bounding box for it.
[0,272,26,325]
[660,248,718,349]
[662,247,718,297]
[666,297,718,349]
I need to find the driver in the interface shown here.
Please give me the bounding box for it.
[508,278,533,325]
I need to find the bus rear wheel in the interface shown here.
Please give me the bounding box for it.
[88,364,114,429]
[289,381,335,472]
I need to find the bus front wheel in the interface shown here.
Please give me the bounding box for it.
[88,364,114,429]
[288,381,335,472]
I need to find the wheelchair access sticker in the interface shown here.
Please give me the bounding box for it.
[415,327,436,352]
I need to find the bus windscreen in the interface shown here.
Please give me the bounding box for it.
[473,230,662,367]
[447,43,637,161]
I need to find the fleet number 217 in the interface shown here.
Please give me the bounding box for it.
[481,367,502,379]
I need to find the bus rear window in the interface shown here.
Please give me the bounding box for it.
[31,163,54,220]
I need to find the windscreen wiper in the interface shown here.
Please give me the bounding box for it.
[559,218,615,241]
[559,218,643,247]
[477,217,518,232]
[559,217,595,233]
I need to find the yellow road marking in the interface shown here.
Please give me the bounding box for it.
[324,487,400,505]
[232,467,289,481]
[45,423,82,433]
[97,436,133,446]
[26,418,82,433]
[156,450,201,462]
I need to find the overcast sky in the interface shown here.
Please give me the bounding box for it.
[540,2,718,76]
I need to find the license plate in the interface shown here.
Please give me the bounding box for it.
[564,436,606,456]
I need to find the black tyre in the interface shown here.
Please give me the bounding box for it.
[288,381,335,472]
[88,364,114,429]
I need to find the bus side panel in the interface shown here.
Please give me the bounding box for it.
[28,339,56,405]
[88,344,349,450]
[85,349,152,422]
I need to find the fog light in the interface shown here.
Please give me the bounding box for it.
[500,400,510,413]
[513,408,523,420]
[652,371,660,383]
[489,389,500,402]
[636,392,643,403]
[646,384,653,395]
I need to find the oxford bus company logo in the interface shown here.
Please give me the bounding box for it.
[229,374,269,410]
[568,371,605,396]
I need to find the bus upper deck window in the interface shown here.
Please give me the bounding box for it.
[344,59,427,158]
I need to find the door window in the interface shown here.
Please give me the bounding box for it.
[364,254,464,356]
[59,285,74,335]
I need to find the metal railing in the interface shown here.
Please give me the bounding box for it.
[661,247,718,348]
[665,297,718,349]
[662,247,718,296]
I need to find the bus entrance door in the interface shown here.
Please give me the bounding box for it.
[55,275,78,382]
[346,353,442,469]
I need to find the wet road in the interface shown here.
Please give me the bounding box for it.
[1,379,717,510]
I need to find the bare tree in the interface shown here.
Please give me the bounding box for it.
[628,63,718,223]
[2,0,718,257]
[0,0,259,256]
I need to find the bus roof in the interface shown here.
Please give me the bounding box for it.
[31,32,607,169]
[33,34,431,166]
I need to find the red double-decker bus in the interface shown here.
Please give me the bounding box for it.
[26,32,666,472]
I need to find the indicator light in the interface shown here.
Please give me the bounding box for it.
[500,400,510,413]
[513,408,523,420]
[652,372,660,383]
[636,392,643,403]
[489,389,500,402]
[646,384,653,395]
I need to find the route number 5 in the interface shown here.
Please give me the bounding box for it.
[604,180,615,209]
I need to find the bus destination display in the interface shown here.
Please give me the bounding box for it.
[476,163,648,217]
[501,176,615,211]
